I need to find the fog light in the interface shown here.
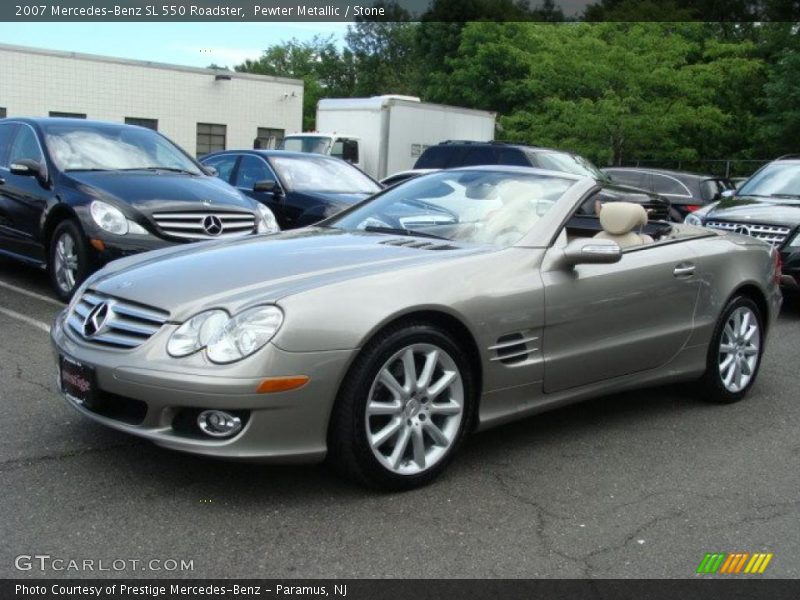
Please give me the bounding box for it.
[197,410,242,438]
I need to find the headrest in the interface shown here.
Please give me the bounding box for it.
[599,202,648,235]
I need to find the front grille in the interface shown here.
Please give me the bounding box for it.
[67,291,170,348]
[705,221,791,246]
[152,211,256,240]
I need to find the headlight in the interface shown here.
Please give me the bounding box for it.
[167,309,229,357]
[256,204,279,234]
[167,305,283,364]
[684,213,703,226]
[90,201,128,235]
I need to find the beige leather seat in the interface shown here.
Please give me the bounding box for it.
[593,202,654,248]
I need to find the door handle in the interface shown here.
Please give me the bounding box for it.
[673,263,696,277]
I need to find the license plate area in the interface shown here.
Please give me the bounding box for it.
[60,355,96,405]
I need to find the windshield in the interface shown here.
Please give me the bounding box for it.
[330,170,575,248]
[738,162,800,199]
[270,155,380,194]
[44,123,201,174]
[281,136,331,155]
[535,152,607,180]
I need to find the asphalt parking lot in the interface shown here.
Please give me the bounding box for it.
[0,256,798,580]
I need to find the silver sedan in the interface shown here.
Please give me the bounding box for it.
[51,167,782,489]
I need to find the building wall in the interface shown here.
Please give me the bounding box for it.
[0,44,303,156]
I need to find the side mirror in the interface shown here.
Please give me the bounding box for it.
[721,189,736,199]
[202,165,218,177]
[561,239,622,267]
[342,140,359,163]
[10,158,44,179]
[253,179,277,193]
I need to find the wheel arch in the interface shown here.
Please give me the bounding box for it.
[42,203,82,252]
[337,307,484,432]
[729,282,770,333]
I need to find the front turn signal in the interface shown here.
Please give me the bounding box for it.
[256,376,310,394]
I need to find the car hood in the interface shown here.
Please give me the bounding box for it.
[90,228,487,319]
[64,171,254,212]
[705,196,800,228]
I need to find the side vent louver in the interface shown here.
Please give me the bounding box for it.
[489,332,539,365]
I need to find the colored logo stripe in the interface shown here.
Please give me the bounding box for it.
[697,552,773,574]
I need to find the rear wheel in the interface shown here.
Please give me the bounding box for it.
[329,323,474,490]
[700,296,764,403]
[48,220,89,302]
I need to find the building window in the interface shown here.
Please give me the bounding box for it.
[196,123,226,156]
[49,111,87,119]
[0,107,6,119]
[254,127,284,149]
[125,117,158,130]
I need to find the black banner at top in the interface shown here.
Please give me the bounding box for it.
[2,0,800,22]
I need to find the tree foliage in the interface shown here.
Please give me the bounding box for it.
[235,19,798,167]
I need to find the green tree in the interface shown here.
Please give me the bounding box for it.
[236,36,355,129]
[435,22,763,165]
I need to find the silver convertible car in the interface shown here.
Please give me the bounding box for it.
[51,167,782,489]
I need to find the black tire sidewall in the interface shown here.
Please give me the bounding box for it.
[702,295,764,404]
[330,323,475,490]
[48,220,89,303]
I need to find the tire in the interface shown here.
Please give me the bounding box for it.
[699,295,764,404]
[328,322,475,490]
[48,220,89,303]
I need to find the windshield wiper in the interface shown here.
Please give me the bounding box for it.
[770,193,800,199]
[65,168,112,172]
[117,167,198,175]
[363,225,448,240]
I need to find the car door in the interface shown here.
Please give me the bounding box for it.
[0,124,50,261]
[0,121,19,250]
[541,238,700,393]
[231,154,290,226]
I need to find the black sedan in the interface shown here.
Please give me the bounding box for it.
[0,118,278,301]
[602,167,734,220]
[200,150,382,230]
[686,157,800,291]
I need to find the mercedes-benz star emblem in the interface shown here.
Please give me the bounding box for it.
[83,302,110,338]
[202,215,224,236]
[734,225,751,236]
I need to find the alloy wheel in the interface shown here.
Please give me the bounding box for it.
[718,306,761,393]
[365,343,464,476]
[54,232,79,294]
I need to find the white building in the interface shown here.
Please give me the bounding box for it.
[0,43,303,156]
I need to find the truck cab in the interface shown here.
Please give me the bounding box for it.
[279,133,361,171]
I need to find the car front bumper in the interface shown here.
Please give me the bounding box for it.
[50,310,356,463]
[779,247,800,291]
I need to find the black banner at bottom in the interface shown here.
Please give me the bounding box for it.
[3,579,800,600]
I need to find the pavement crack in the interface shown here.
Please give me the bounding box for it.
[0,441,144,472]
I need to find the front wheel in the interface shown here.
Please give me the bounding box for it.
[48,220,89,303]
[700,296,764,403]
[329,323,475,490]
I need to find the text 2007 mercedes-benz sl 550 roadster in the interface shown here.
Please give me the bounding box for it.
[51,167,782,489]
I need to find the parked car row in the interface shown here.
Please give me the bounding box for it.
[685,155,800,291]
[0,119,377,300]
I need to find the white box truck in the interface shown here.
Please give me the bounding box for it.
[279,95,496,180]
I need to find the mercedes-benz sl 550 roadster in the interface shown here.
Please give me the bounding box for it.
[51,167,782,489]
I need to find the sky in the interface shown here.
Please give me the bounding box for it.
[0,22,350,68]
